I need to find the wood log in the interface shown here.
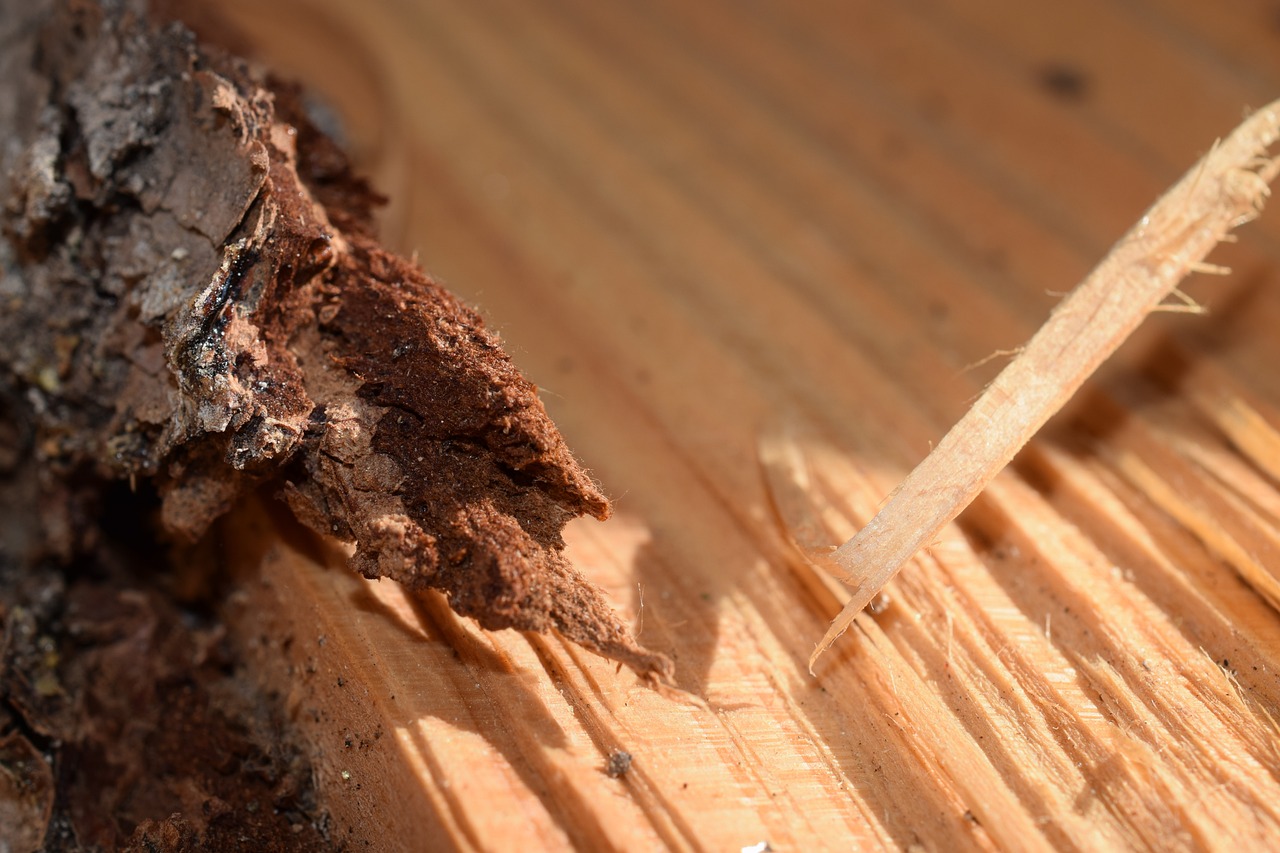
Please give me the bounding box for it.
[11,0,1280,850]
[205,0,1280,849]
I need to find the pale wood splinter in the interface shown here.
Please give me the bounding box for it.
[812,100,1280,671]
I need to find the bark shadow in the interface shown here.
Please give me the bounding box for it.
[624,536,726,698]
[228,497,666,845]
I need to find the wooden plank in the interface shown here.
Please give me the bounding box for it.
[215,0,1280,849]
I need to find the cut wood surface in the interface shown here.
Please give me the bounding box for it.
[214,1,1280,850]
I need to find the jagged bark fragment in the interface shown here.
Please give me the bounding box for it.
[0,0,668,677]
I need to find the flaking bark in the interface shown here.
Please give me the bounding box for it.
[0,0,669,678]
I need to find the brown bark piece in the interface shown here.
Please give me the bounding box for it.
[0,554,330,851]
[0,0,668,677]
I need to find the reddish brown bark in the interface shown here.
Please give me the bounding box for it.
[0,0,666,677]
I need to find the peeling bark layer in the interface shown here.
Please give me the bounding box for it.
[0,0,669,677]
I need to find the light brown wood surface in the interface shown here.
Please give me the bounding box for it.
[214,2,1280,850]
[811,96,1280,666]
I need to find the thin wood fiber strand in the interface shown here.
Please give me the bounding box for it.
[815,103,1280,667]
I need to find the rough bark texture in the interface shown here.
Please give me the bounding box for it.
[0,0,667,678]
[0,547,332,851]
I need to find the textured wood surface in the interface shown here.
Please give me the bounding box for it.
[216,2,1280,849]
